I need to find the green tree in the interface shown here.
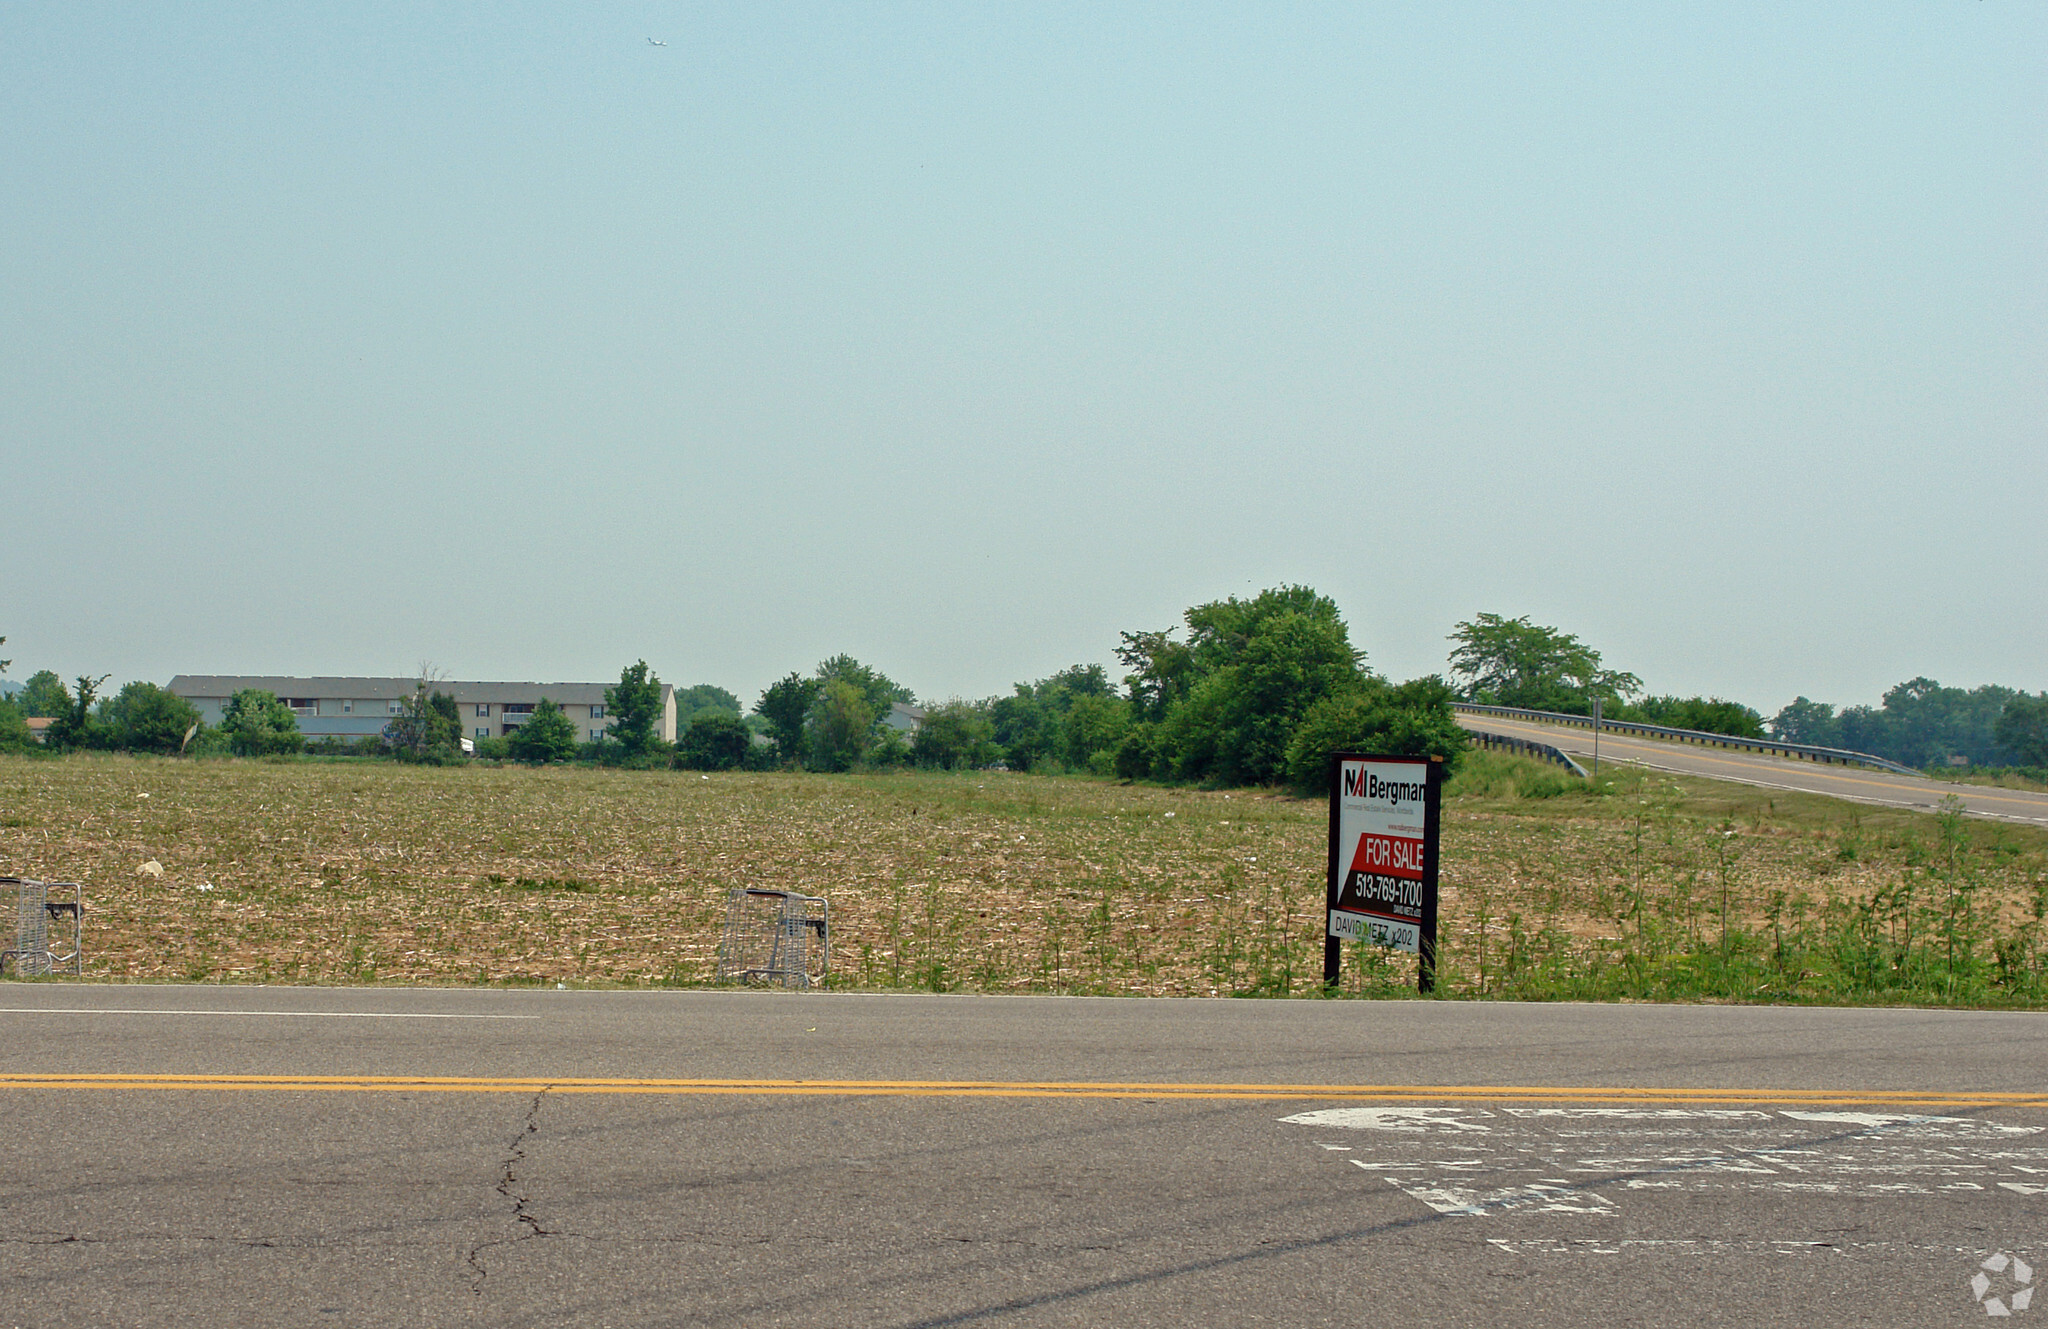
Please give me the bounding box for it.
[0,698,30,752]
[45,674,111,750]
[1062,692,1130,774]
[104,681,203,754]
[806,678,873,772]
[1446,613,1641,713]
[19,670,69,719]
[1626,695,1764,739]
[605,661,666,759]
[912,700,997,770]
[507,697,578,763]
[675,683,743,727]
[1994,694,2048,768]
[814,654,914,723]
[221,689,304,756]
[387,681,464,761]
[1769,697,1841,747]
[1123,587,1367,786]
[1282,675,1469,796]
[675,712,755,771]
[755,672,821,767]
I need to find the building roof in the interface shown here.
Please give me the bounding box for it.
[167,676,669,706]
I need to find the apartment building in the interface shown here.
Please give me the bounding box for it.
[166,676,677,745]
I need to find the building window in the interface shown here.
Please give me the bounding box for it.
[591,704,605,719]
[475,703,490,717]
[591,728,604,740]
[475,728,489,740]
[388,700,402,714]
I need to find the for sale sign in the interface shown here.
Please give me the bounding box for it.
[1324,754,1443,990]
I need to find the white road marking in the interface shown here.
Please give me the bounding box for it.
[1280,1107,1493,1132]
[0,1008,540,1020]
[1289,1107,2048,1219]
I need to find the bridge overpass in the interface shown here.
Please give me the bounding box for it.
[1455,709,2048,827]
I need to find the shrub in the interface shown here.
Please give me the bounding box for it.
[1282,675,1468,796]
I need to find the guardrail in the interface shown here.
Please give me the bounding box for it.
[1463,729,1590,779]
[1451,703,1922,777]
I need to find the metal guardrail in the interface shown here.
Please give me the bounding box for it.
[1464,729,1590,779]
[1451,703,1922,777]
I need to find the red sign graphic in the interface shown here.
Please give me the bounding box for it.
[1348,832,1426,881]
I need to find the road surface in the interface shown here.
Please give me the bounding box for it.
[1,984,2044,1327]
[1457,712,2048,827]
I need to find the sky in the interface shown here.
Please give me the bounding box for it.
[3,2,2042,715]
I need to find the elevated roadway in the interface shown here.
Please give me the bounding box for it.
[1,985,2045,1327]
[1458,711,2048,827]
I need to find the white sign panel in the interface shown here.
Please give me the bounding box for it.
[1328,757,1435,955]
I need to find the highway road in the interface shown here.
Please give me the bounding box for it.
[2,984,2045,1327]
[1457,712,2048,827]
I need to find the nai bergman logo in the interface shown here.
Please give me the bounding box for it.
[1973,1252,2035,1317]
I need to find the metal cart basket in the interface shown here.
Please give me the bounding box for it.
[0,878,83,977]
[715,888,828,989]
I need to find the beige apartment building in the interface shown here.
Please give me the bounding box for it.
[166,676,677,746]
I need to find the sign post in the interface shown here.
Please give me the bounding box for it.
[1324,753,1444,993]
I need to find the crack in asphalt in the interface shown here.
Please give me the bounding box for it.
[467,1088,551,1294]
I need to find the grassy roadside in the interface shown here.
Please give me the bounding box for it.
[1,750,2043,1004]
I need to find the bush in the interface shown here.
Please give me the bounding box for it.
[220,689,304,757]
[912,701,996,770]
[866,724,912,771]
[0,697,33,753]
[1282,676,1468,796]
[507,698,578,763]
[675,712,754,771]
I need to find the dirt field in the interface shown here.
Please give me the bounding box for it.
[2,752,2043,1001]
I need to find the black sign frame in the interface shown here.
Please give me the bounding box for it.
[1323,752,1445,993]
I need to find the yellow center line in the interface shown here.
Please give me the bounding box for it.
[0,1074,2041,1107]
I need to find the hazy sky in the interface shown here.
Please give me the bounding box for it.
[4,3,2042,714]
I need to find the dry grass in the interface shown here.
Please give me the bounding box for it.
[1,751,2044,1001]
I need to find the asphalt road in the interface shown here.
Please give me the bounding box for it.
[1457,713,2048,827]
[2,984,2044,1327]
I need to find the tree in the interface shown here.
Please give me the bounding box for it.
[912,700,997,770]
[45,674,111,750]
[1282,676,1469,796]
[104,681,203,755]
[1446,613,1641,713]
[507,697,577,763]
[675,683,743,727]
[1121,587,1368,786]
[806,678,874,772]
[1626,695,1764,739]
[221,689,303,756]
[386,679,464,761]
[0,698,29,752]
[755,672,821,767]
[18,670,69,719]
[605,661,665,759]
[1769,697,1841,746]
[813,654,914,723]
[675,712,754,771]
[1996,694,2048,768]
[1061,692,1130,774]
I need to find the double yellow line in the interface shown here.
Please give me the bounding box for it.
[0,1074,2042,1108]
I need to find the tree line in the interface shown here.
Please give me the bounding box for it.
[5,603,2044,780]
